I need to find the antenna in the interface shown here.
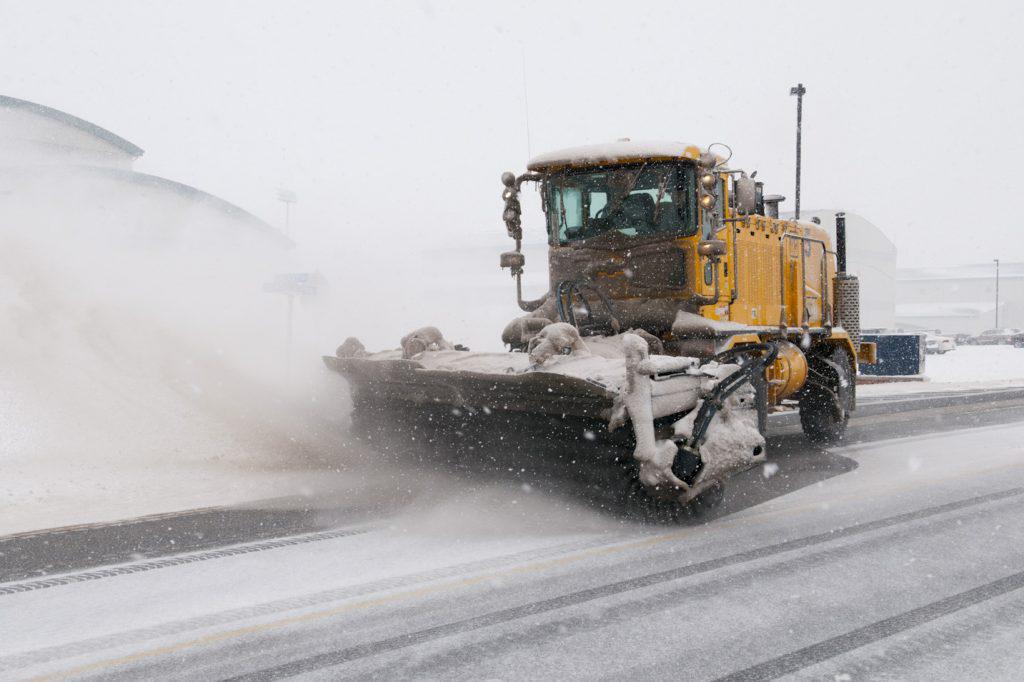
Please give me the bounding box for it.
[521,44,532,160]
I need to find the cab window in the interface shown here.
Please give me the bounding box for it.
[546,163,697,244]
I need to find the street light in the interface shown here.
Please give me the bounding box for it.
[276,187,298,237]
[995,258,1001,328]
[790,83,806,220]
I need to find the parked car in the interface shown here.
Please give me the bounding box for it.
[953,333,974,345]
[1013,332,1024,349]
[972,328,1022,345]
[925,334,957,354]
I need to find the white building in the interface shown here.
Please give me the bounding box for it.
[0,94,142,169]
[786,210,898,330]
[895,263,1021,335]
[0,94,286,251]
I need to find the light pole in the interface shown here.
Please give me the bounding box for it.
[790,83,806,219]
[995,258,1001,328]
[276,187,298,237]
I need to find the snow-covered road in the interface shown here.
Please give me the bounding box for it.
[3,404,1024,679]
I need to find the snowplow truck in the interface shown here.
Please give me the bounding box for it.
[326,140,875,512]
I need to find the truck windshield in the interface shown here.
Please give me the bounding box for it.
[546,163,697,244]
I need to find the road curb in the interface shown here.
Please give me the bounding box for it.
[769,388,1024,429]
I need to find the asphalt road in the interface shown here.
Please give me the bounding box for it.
[2,391,1024,679]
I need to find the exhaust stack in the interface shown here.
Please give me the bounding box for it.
[836,211,848,274]
[833,211,861,350]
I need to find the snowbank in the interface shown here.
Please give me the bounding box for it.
[859,345,1024,397]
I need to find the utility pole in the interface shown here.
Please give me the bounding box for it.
[995,258,1001,328]
[790,83,806,219]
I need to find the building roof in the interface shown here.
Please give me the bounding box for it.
[87,166,291,246]
[896,301,1000,318]
[0,94,144,158]
[897,263,1024,281]
[527,140,711,172]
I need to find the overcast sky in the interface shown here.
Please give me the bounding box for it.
[2,0,1022,268]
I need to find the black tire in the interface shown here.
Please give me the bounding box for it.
[615,454,728,523]
[616,455,682,522]
[687,481,725,516]
[799,348,854,444]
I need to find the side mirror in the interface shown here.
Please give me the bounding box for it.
[735,175,757,215]
[697,239,728,258]
[501,172,523,240]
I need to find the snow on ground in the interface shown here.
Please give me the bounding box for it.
[859,345,1024,397]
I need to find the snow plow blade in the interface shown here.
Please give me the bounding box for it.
[324,326,777,512]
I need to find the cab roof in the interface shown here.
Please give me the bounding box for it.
[527,139,714,172]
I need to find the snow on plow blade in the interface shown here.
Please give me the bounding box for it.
[324,327,776,510]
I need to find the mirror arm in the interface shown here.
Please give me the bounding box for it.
[515,172,541,190]
[516,274,548,312]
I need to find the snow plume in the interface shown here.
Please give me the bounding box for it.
[0,169,364,533]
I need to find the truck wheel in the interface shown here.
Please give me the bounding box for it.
[799,349,854,444]
[687,481,725,516]
[616,454,723,522]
